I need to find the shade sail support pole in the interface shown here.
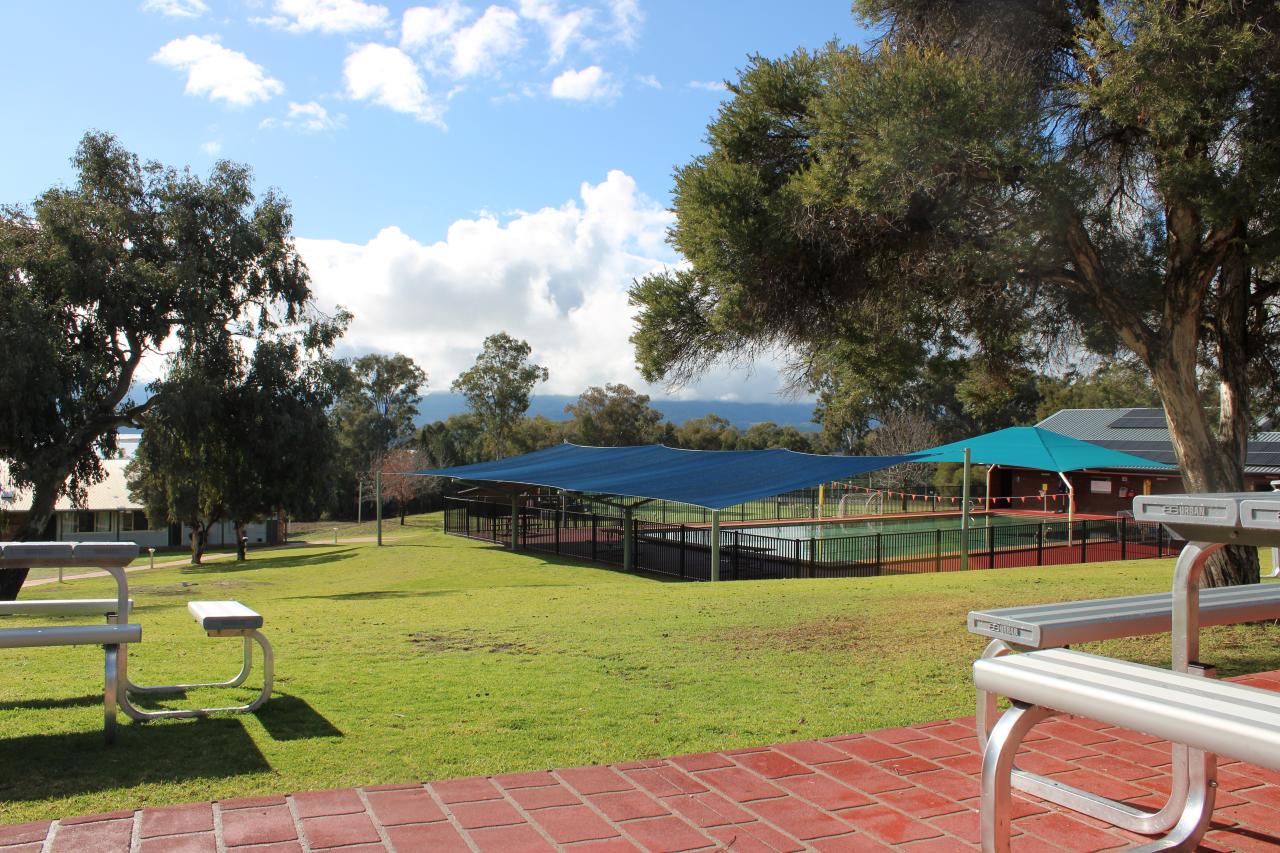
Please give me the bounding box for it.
[961,447,971,572]
[510,492,519,551]
[623,506,634,572]
[710,510,721,582]
[1059,472,1074,547]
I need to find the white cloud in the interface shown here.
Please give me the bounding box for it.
[687,79,726,92]
[200,140,222,155]
[344,43,442,125]
[262,100,344,132]
[550,65,617,101]
[152,36,284,107]
[401,2,470,51]
[258,0,390,33]
[449,6,524,77]
[635,73,660,89]
[297,170,794,401]
[518,0,590,65]
[141,0,209,17]
[607,0,641,45]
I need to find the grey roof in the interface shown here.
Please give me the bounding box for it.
[1037,408,1280,475]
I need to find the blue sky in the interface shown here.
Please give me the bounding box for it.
[1,1,870,402]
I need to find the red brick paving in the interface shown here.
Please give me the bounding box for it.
[10,698,1280,850]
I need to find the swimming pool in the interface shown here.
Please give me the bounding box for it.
[723,512,1048,541]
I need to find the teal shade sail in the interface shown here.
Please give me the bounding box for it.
[913,427,1174,473]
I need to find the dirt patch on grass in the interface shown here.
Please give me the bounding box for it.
[409,631,537,655]
[132,579,262,597]
[714,616,872,653]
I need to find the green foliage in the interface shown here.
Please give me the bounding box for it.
[1034,363,1164,421]
[128,332,343,561]
[451,332,549,457]
[330,353,428,502]
[0,131,324,595]
[630,0,1280,516]
[418,413,487,469]
[565,384,664,446]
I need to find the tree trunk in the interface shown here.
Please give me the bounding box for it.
[190,525,206,565]
[0,477,63,600]
[400,505,406,525]
[1150,337,1258,587]
[235,523,247,561]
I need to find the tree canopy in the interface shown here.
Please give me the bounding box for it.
[451,332,548,457]
[630,0,1280,584]
[0,131,325,596]
[565,384,665,446]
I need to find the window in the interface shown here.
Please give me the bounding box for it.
[93,511,112,533]
[121,510,150,531]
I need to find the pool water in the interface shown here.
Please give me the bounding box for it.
[726,512,1049,541]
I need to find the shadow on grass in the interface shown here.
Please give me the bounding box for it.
[457,540,692,583]
[256,693,343,741]
[177,548,359,575]
[0,693,103,712]
[0,718,270,801]
[286,589,456,601]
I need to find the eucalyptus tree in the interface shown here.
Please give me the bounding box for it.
[631,0,1280,584]
[451,333,548,458]
[0,131,325,596]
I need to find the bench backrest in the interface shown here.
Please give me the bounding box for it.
[0,623,141,650]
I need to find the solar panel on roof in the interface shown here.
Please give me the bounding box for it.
[1108,413,1169,429]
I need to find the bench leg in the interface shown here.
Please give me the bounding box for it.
[127,636,255,694]
[104,644,120,745]
[981,701,1051,853]
[978,641,1212,835]
[117,631,273,720]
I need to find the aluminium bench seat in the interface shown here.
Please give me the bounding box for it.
[119,599,272,718]
[976,648,1280,851]
[0,599,135,618]
[969,583,1280,649]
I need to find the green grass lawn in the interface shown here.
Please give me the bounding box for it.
[2,512,1278,823]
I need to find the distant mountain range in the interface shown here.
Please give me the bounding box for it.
[417,393,820,431]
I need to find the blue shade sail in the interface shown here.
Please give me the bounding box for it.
[414,443,921,509]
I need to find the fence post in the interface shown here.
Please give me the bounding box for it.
[1080,522,1088,563]
[810,492,816,518]
[809,537,817,578]
[875,532,882,572]
[555,511,561,555]
[987,524,996,569]
[1120,516,1128,560]
[1036,523,1044,565]
[732,530,741,580]
[591,514,598,561]
[934,528,941,572]
[1158,523,1165,556]
[679,525,686,578]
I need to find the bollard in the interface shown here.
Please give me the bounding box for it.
[148,547,155,570]
[332,527,338,545]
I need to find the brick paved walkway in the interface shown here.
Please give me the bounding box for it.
[5,674,1280,852]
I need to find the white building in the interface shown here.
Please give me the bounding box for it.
[1,435,276,548]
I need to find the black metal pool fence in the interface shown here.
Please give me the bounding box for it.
[443,497,1184,581]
